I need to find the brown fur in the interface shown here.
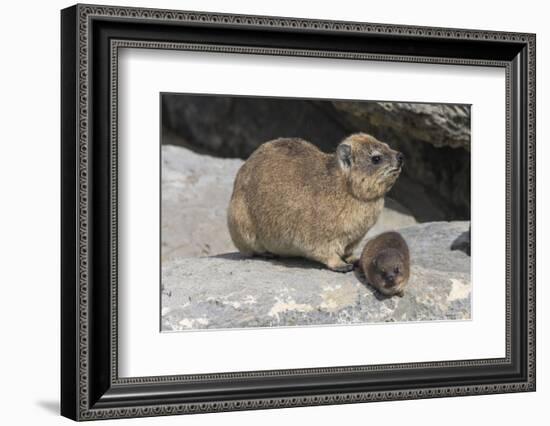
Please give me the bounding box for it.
[227,133,403,272]
[359,231,410,297]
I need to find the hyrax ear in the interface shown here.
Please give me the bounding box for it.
[336,143,352,169]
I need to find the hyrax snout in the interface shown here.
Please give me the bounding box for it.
[227,133,403,272]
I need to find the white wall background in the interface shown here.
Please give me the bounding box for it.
[0,0,546,424]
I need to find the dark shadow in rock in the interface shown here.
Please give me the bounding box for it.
[451,228,471,256]
[211,252,326,270]
[352,264,390,301]
[211,252,248,261]
[384,196,418,217]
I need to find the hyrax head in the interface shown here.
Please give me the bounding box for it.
[336,133,404,201]
[370,248,407,297]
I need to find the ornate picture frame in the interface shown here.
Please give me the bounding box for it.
[61,3,535,421]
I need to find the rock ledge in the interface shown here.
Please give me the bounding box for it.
[162,222,471,331]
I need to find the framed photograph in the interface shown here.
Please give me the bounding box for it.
[61,4,536,421]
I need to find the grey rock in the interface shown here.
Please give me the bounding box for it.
[162,145,417,259]
[332,101,471,150]
[161,221,471,331]
[451,226,471,256]
[366,198,417,238]
[161,145,242,260]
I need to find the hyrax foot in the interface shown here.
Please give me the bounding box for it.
[331,263,354,273]
[326,256,354,273]
[344,254,359,265]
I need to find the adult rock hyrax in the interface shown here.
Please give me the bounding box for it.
[358,231,410,297]
[227,133,404,272]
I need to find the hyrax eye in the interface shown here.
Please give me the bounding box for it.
[394,267,400,274]
[371,155,382,164]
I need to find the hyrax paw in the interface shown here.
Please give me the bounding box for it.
[330,263,354,273]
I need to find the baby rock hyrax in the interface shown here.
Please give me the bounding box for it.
[358,231,410,297]
[227,133,404,272]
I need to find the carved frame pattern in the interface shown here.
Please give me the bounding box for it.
[61,3,536,421]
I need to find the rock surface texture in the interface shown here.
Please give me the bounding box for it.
[161,221,471,331]
[331,102,471,150]
[161,145,242,260]
[161,145,416,260]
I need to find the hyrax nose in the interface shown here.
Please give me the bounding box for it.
[386,274,395,284]
[396,152,404,167]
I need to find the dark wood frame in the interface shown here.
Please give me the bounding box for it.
[61,3,536,421]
